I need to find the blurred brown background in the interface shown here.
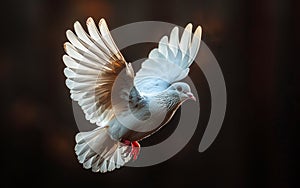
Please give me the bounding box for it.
[1,0,298,187]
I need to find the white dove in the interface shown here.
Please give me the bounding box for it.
[63,17,202,173]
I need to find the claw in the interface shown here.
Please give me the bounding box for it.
[121,140,140,160]
[131,141,140,160]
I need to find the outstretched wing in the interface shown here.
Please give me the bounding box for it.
[63,17,134,126]
[134,24,202,94]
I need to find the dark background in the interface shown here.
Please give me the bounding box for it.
[1,0,298,187]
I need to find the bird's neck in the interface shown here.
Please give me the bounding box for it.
[154,90,181,111]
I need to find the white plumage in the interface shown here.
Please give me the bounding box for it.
[63,17,202,173]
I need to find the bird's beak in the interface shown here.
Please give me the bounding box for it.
[186,92,196,101]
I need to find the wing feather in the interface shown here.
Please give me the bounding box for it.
[169,27,179,56]
[179,23,192,58]
[63,17,130,126]
[134,23,202,94]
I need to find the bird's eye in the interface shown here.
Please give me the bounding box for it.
[177,86,182,92]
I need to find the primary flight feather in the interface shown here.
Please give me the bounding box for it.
[63,18,202,173]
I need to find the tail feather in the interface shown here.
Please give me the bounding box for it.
[75,127,132,173]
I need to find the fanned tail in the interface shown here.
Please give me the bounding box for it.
[75,127,132,173]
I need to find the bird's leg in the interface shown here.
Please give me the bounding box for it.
[120,139,140,160]
[131,141,140,160]
[121,139,131,146]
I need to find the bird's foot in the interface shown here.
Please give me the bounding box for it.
[121,140,140,160]
[122,139,131,146]
[130,141,140,160]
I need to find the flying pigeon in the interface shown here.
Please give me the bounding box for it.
[63,17,202,173]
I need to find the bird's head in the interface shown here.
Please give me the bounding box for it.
[169,82,196,102]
